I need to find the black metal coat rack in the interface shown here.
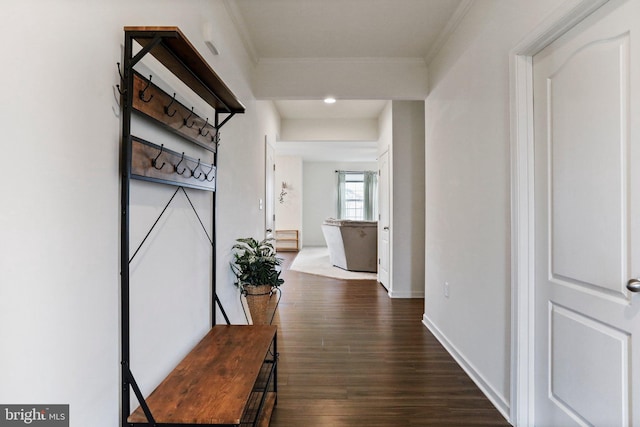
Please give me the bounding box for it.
[118,26,245,427]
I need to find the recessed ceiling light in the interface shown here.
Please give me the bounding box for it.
[324,97,336,104]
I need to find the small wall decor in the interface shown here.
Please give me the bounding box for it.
[279,182,288,204]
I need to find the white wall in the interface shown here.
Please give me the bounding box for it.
[275,156,303,242]
[255,100,282,140]
[376,101,425,298]
[391,101,425,298]
[423,0,564,418]
[0,2,274,426]
[302,161,377,246]
[378,102,393,155]
[281,118,378,141]
[254,99,282,238]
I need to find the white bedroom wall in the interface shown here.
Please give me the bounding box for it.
[302,161,377,246]
[0,2,271,426]
[423,0,566,417]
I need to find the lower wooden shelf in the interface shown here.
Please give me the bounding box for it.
[275,229,299,252]
[241,391,276,427]
[256,393,276,427]
[128,325,277,426]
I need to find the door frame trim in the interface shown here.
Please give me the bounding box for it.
[264,134,276,240]
[378,148,392,293]
[509,0,609,424]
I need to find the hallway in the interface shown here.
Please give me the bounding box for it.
[269,254,510,426]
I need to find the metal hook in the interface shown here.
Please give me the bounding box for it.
[184,107,196,128]
[151,144,166,170]
[174,152,187,175]
[211,131,221,145]
[116,62,126,95]
[204,164,215,182]
[139,75,153,103]
[190,159,202,179]
[117,62,125,80]
[164,93,177,117]
[199,118,210,137]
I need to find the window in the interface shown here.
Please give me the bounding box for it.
[337,171,378,221]
[343,173,365,220]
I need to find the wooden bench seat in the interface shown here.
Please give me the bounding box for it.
[128,325,277,426]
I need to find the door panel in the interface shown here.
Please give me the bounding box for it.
[550,303,630,426]
[549,33,628,297]
[533,0,640,425]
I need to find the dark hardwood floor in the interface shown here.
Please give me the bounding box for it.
[269,253,511,426]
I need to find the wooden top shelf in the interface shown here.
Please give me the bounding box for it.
[125,26,245,114]
[128,325,276,425]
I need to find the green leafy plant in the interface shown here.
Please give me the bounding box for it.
[231,237,284,290]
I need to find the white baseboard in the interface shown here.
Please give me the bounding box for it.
[388,289,425,298]
[422,313,512,424]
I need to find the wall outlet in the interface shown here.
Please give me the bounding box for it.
[444,281,450,298]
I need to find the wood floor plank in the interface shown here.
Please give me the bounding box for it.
[269,253,510,426]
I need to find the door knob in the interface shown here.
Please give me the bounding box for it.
[383,226,389,230]
[627,278,640,293]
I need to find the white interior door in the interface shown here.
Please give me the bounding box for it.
[533,0,640,425]
[265,136,275,240]
[378,150,390,289]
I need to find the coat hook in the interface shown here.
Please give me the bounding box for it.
[175,152,187,175]
[204,164,215,182]
[184,107,196,128]
[117,62,125,80]
[199,118,210,137]
[190,159,202,179]
[139,75,153,103]
[211,131,221,145]
[151,144,166,170]
[116,62,126,95]
[164,93,177,117]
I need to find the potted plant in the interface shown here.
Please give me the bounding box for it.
[231,237,284,324]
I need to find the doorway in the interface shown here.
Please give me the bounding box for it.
[511,0,640,424]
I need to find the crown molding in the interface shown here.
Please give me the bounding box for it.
[424,0,475,65]
[257,56,427,66]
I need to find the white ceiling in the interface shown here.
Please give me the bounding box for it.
[224,0,469,160]
[273,100,387,120]
[226,0,467,62]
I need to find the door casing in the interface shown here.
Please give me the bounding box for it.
[265,135,276,240]
[509,0,610,424]
[378,150,391,290]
